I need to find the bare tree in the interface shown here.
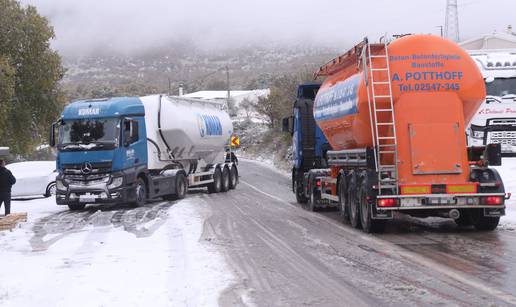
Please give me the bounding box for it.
[240,98,254,119]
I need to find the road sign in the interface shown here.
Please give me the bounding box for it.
[231,135,240,147]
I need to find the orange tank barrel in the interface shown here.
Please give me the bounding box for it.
[314,35,486,185]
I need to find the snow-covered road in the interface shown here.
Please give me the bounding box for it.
[0,198,233,307]
[0,158,515,306]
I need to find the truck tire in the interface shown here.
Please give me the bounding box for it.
[295,178,308,204]
[359,179,386,233]
[132,178,147,207]
[308,189,319,212]
[454,209,473,227]
[470,169,504,231]
[348,174,361,229]
[163,173,188,201]
[471,209,500,231]
[175,173,187,199]
[208,167,222,193]
[68,204,85,211]
[338,176,349,222]
[229,165,238,189]
[221,166,230,192]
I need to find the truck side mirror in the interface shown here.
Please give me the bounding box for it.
[123,119,131,147]
[282,117,289,133]
[123,119,139,147]
[282,116,294,134]
[485,143,502,166]
[50,122,57,147]
[130,120,139,142]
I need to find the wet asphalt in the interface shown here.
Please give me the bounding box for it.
[26,159,516,306]
[210,160,516,306]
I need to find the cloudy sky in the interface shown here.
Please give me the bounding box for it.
[21,0,516,56]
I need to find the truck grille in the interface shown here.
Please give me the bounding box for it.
[62,162,112,175]
[487,131,516,146]
[65,174,110,185]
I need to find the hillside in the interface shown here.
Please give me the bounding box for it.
[61,42,337,100]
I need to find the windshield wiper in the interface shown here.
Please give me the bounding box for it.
[501,94,516,100]
[486,96,502,103]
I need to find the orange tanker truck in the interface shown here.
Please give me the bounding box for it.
[285,34,509,233]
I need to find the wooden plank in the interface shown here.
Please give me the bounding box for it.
[0,212,28,231]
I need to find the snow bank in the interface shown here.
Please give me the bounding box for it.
[0,197,234,307]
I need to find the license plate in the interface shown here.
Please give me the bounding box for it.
[79,195,96,203]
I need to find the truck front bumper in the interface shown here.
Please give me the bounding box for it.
[55,174,133,205]
[56,184,130,205]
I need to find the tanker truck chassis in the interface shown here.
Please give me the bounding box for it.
[290,36,510,233]
[305,147,507,233]
[51,95,238,210]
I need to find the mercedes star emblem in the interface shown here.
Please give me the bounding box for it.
[81,162,93,174]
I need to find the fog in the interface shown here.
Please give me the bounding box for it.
[21,0,516,56]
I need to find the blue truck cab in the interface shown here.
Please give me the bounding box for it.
[51,97,149,209]
[286,83,331,204]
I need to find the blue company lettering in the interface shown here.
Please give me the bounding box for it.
[314,74,359,121]
[202,115,222,136]
[389,54,461,62]
[392,71,463,82]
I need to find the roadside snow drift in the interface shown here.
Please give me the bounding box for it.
[0,197,234,307]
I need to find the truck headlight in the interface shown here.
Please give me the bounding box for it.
[108,177,123,189]
[56,179,66,191]
[472,130,484,139]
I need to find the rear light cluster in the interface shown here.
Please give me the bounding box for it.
[484,196,503,206]
[377,198,398,207]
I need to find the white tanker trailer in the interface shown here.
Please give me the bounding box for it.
[50,94,238,210]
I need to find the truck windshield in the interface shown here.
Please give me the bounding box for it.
[486,77,516,97]
[59,118,120,150]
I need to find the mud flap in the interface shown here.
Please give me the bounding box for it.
[484,208,504,217]
[372,204,393,220]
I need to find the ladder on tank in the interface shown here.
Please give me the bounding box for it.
[362,38,399,195]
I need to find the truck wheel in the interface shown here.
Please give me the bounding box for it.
[348,176,361,229]
[221,167,230,192]
[308,189,318,212]
[454,209,473,227]
[133,178,147,207]
[68,204,85,211]
[359,181,386,233]
[208,167,222,193]
[229,165,238,189]
[175,173,187,199]
[471,209,500,231]
[338,176,349,222]
[295,178,308,204]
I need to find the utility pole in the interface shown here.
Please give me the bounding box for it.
[436,25,444,38]
[226,66,230,111]
[445,0,460,42]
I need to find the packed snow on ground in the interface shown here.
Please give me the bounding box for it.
[495,158,516,226]
[0,197,234,307]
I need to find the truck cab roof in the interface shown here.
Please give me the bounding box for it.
[62,97,144,120]
[469,50,516,78]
